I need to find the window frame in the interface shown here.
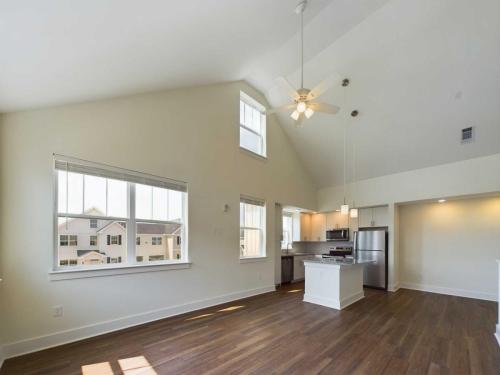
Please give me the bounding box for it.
[239,197,266,260]
[239,91,267,158]
[52,155,190,276]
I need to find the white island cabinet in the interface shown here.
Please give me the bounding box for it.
[303,259,371,310]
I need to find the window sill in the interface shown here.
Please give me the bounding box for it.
[239,147,267,161]
[239,256,268,264]
[49,261,192,281]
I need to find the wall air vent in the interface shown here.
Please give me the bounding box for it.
[461,126,474,144]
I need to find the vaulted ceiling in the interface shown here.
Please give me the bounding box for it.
[1,0,499,188]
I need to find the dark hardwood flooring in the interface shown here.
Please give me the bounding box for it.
[2,283,499,374]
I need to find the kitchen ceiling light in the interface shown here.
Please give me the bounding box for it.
[297,101,307,113]
[304,107,314,119]
[340,204,349,215]
[290,110,300,121]
[350,208,358,218]
[438,199,446,203]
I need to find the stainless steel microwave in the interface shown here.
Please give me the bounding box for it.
[326,229,349,241]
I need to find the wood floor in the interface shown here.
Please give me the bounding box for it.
[2,283,499,374]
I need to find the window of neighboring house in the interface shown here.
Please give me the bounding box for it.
[149,255,164,261]
[59,235,68,246]
[282,213,293,250]
[239,197,266,258]
[152,237,162,245]
[54,155,188,270]
[240,92,266,157]
[136,256,143,262]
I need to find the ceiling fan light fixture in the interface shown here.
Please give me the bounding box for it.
[290,110,300,121]
[304,107,314,119]
[296,101,307,113]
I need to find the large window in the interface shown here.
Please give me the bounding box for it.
[282,213,293,250]
[240,197,266,258]
[54,156,188,270]
[240,92,266,157]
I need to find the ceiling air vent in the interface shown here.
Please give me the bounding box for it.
[461,126,474,144]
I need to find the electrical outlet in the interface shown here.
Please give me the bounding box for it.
[53,305,63,318]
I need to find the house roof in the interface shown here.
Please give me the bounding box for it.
[77,250,106,258]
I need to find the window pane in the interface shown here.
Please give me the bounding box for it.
[152,187,168,221]
[136,222,182,262]
[240,228,261,257]
[57,218,126,267]
[67,172,83,214]
[251,108,261,133]
[244,103,252,128]
[107,179,127,218]
[84,175,106,215]
[58,171,67,213]
[241,202,262,228]
[240,127,262,155]
[240,100,244,125]
[136,184,152,220]
[167,190,183,221]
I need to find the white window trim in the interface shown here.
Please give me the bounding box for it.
[52,155,190,276]
[239,197,266,259]
[239,91,267,158]
[281,212,294,250]
[49,261,192,281]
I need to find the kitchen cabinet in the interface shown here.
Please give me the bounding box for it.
[311,213,326,241]
[299,213,312,241]
[326,211,349,230]
[281,256,293,284]
[358,206,389,228]
[293,255,316,281]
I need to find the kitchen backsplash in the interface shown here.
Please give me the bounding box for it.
[288,241,354,255]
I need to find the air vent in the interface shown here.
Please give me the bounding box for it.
[461,126,474,144]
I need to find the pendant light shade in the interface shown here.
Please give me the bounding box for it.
[350,208,358,218]
[340,204,349,215]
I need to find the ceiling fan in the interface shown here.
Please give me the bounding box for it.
[267,1,341,125]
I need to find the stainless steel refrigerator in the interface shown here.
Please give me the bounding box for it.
[354,228,388,290]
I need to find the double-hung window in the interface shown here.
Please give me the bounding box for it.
[282,213,293,249]
[240,92,266,157]
[239,196,266,259]
[54,155,188,270]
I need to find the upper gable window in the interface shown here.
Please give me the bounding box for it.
[240,92,266,158]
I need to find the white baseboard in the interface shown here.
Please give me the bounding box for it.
[303,291,365,310]
[400,282,497,301]
[0,345,5,370]
[388,282,400,292]
[2,285,275,362]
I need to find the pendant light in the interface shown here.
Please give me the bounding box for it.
[340,82,349,215]
[350,142,358,218]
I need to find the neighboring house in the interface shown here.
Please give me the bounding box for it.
[58,208,181,266]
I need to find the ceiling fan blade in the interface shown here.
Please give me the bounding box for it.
[275,76,299,101]
[266,104,296,115]
[309,102,340,114]
[307,74,341,100]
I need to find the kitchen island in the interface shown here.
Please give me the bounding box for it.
[303,259,372,310]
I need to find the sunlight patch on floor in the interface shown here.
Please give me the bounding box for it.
[218,305,245,312]
[287,289,303,293]
[81,361,113,375]
[118,356,158,375]
[185,313,214,321]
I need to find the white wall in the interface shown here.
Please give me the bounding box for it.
[0,81,317,358]
[317,153,500,292]
[399,196,500,300]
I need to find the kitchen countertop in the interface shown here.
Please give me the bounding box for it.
[303,259,373,268]
[281,252,317,257]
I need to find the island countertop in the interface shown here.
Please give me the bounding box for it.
[303,259,373,269]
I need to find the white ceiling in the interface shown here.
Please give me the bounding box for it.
[1,0,499,188]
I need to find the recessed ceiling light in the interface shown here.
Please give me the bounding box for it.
[438,199,446,203]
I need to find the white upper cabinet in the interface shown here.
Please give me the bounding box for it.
[299,213,312,241]
[310,213,326,242]
[358,206,389,228]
